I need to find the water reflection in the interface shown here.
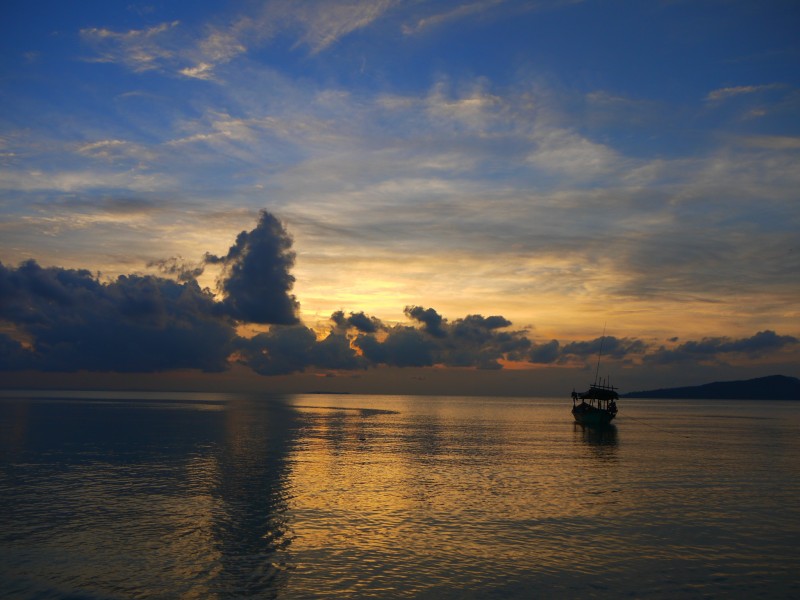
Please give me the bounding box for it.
[574,422,618,446]
[3,394,799,599]
[283,397,614,597]
[0,395,229,598]
[0,394,304,600]
[208,396,299,599]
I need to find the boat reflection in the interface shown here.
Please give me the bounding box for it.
[574,422,618,447]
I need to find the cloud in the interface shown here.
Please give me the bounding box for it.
[79,11,247,79]
[0,168,174,194]
[423,81,503,133]
[527,336,647,365]
[0,259,235,372]
[7,70,795,334]
[147,256,206,283]
[529,339,560,364]
[80,21,181,72]
[404,305,447,338]
[402,0,505,35]
[195,29,247,65]
[356,327,437,368]
[561,336,648,360]
[737,135,800,151]
[0,333,33,370]
[526,127,622,178]
[331,310,383,333]
[0,210,300,372]
[235,326,316,375]
[351,306,530,370]
[0,213,796,378]
[76,139,156,164]
[179,62,215,80]
[178,17,257,80]
[235,322,378,375]
[705,84,784,102]
[446,314,530,369]
[205,210,300,325]
[645,330,799,365]
[80,1,400,80]
[311,330,365,370]
[401,0,578,36]
[288,0,398,54]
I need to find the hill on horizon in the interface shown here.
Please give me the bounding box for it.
[624,375,800,400]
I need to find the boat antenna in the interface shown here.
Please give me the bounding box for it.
[594,323,607,386]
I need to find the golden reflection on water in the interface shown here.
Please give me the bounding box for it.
[3,394,800,598]
[281,397,631,596]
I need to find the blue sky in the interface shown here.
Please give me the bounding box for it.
[1,1,799,392]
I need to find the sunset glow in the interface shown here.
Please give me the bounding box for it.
[1,1,798,392]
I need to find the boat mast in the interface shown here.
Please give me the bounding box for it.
[593,323,607,386]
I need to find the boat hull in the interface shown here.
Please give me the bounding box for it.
[572,403,616,427]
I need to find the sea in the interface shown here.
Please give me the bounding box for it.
[1,391,799,599]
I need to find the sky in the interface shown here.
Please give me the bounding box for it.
[1,0,799,395]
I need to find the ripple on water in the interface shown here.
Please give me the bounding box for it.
[2,395,800,598]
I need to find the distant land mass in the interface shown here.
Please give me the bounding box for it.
[624,375,800,400]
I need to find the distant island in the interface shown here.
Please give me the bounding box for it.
[624,375,800,400]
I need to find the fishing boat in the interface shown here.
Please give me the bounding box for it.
[571,381,618,426]
[571,329,619,426]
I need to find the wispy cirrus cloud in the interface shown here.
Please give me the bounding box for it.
[76,139,159,165]
[0,168,174,194]
[287,0,399,54]
[80,1,402,80]
[402,0,506,35]
[81,17,242,80]
[14,1,800,344]
[80,21,181,72]
[82,1,574,82]
[401,0,583,36]
[7,64,798,325]
[705,83,786,102]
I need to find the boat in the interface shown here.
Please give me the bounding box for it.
[570,328,619,426]
[571,381,618,426]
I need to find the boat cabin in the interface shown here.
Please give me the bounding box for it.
[572,382,619,416]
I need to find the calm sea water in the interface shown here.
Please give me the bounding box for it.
[1,391,799,599]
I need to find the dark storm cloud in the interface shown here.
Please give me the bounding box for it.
[443,314,530,369]
[348,307,530,370]
[0,259,235,372]
[356,327,437,367]
[0,333,33,370]
[645,330,799,365]
[562,336,647,360]
[528,339,560,364]
[0,210,299,373]
[148,256,205,283]
[328,310,434,367]
[235,326,364,375]
[331,310,383,333]
[312,331,365,370]
[451,314,512,340]
[205,210,299,325]
[527,336,646,365]
[1,212,797,378]
[235,326,316,375]
[404,305,446,337]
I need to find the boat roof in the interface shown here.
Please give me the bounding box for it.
[580,384,619,400]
